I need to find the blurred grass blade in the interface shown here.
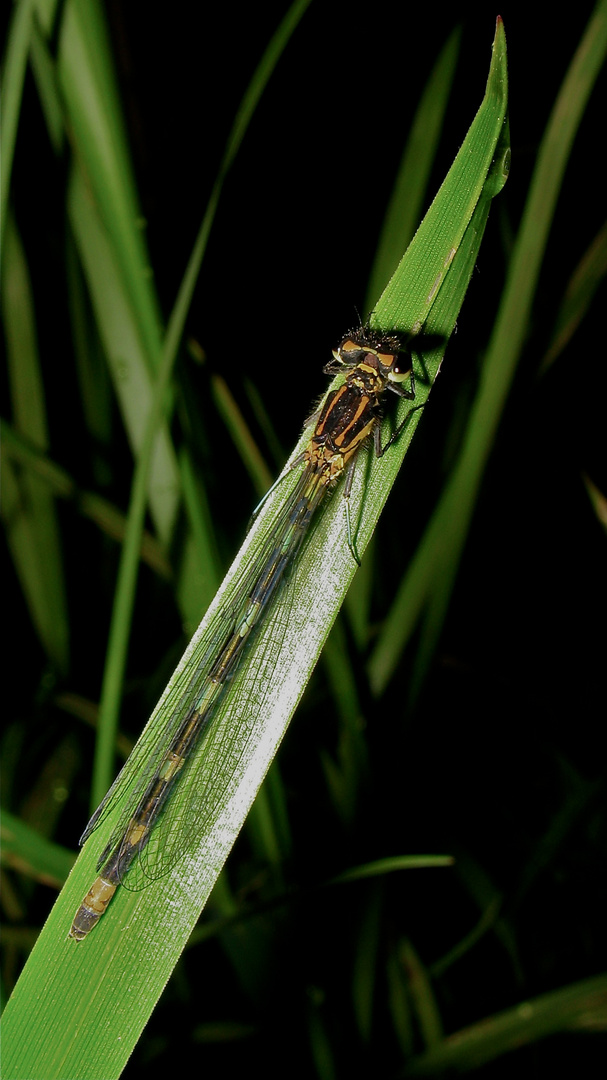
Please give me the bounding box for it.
[1,0,30,245]
[57,0,165,371]
[583,473,607,534]
[1,214,69,671]
[352,884,382,1042]
[68,163,181,545]
[330,855,454,884]
[1,0,60,243]
[319,617,367,826]
[176,446,224,622]
[1,419,172,578]
[366,26,461,307]
[405,973,607,1074]
[27,0,181,542]
[539,218,607,375]
[1,811,75,889]
[369,4,607,699]
[401,938,444,1053]
[211,373,275,499]
[28,8,65,153]
[64,235,114,461]
[212,0,313,180]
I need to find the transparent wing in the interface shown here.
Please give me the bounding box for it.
[81,460,320,889]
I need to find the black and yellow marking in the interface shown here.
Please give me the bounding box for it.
[69,328,417,940]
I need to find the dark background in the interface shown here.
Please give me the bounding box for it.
[3,1,606,1076]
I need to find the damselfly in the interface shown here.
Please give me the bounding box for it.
[70,327,418,940]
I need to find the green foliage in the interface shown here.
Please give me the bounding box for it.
[2,2,606,1078]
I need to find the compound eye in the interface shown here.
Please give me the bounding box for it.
[388,362,412,383]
